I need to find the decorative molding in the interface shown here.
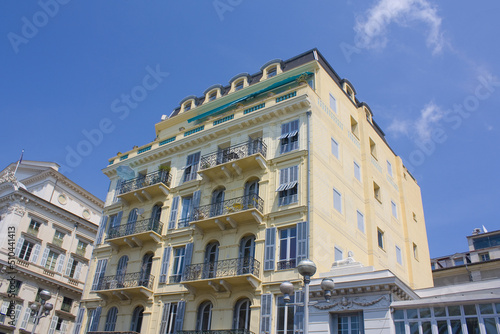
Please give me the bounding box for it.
[313,295,389,311]
[8,203,26,217]
[0,168,17,185]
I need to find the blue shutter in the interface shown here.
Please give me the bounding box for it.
[159,302,171,334]
[96,216,108,245]
[65,257,74,276]
[31,243,41,263]
[264,227,276,271]
[182,243,194,280]
[174,301,185,332]
[115,211,123,227]
[72,307,85,334]
[40,247,50,267]
[159,247,171,283]
[296,221,308,262]
[104,307,118,331]
[14,237,24,257]
[191,190,201,220]
[192,152,201,174]
[294,291,304,334]
[90,307,102,331]
[92,259,108,290]
[168,197,180,229]
[260,294,272,334]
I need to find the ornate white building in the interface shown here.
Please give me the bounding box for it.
[0,161,103,334]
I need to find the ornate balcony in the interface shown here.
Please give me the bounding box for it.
[277,259,296,270]
[178,330,254,334]
[118,170,171,203]
[106,218,163,247]
[198,139,267,180]
[191,194,264,231]
[93,272,154,300]
[182,257,260,292]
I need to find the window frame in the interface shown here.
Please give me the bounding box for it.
[353,161,361,182]
[329,93,337,113]
[377,229,384,250]
[331,138,339,159]
[396,246,403,265]
[280,119,299,154]
[333,188,342,214]
[278,226,297,270]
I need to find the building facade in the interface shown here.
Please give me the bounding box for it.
[79,49,432,334]
[0,161,103,334]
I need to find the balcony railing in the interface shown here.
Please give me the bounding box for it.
[61,303,72,313]
[76,247,86,257]
[119,170,172,194]
[93,272,154,291]
[183,257,260,281]
[169,275,182,284]
[193,194,263,221]
[27,227,39,237]
[178,330,254,334]
[106,218,163,240]
[52,238,63,247]
[277,259,296,270]
[199,139,266,170]
[89,332,140,334]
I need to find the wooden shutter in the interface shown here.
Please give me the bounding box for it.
[96,216,108,245]
[264,227,276,271]
[48,315,59,334]
[174,301,185,332]
[296,221,308,262]
[72,307,85,334]
[74,262,83,280]
[56,253,66,273]
[20,307,30,329]
[182,243,194,280]
[159,247,171,283]
[14,237,24,257]
[191,190,201,219]
[168,197,180,229]
[92,259,107,290]
[104,307,118,331]
[90,307,102,331]
[65,257,74,276]
[40,247,50,267]
[159,302,171,334]
[260,294,272,334]
[31,243,41,263]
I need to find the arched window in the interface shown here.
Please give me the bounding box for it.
[151,204,162,222]
[239,236,255,274]
[197,301,213,330]
[211,188,225,217]
[233,299,251,330]
[130,306,144,332]
[126,208,138,234]
[140,253,154,288]
[204,242,219,279]
[104,307,118,331]
[244,179,259,209]
[116,255,129,288]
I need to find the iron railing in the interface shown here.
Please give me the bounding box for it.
[193,194,263,221]
[119,170,172,194]
[199,139,266,170]
[277,259,296,270]
[93,272,154,291]
[178,330,254,334]
[106,218,163,240]
[51,237,63,247]
[169,275,182,284]
[182,257,260,281]
[178,217,191,228]
[89,332,140,334]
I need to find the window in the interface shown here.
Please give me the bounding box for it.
[61,297,72,312]
[336,313,363,334]
[280,119,299,154]
[52,231,65,246]
[130,306,144,333]
[479,252,491,262]
[170,247,186,283]
[28,219,41,236]
[56,318,65,331]
[68,259,80,278]
[278,226,297,270]
[334,247,343,261]
[350,116,359,138]
[369,138,377,159]
[160,303,178,334]
[77,241,87,256]
[373,182,381,203]
[184,102,192,111]
[454,257,464,266]
[178,196,193,227]
[387,161,393,177]
[19,240,35,261]
[377,229,384,249]
[396,246,403,265]
[329,93,337,113]
[331,138,339,159]
[234,299,251,330]
[267,66,277,78]
[413,243,418,260]
[353,161,361,181]
[35,288,44,303]
[357,211,364,233]
[197,301,213,330]
[391,201,398,218]
[278,166,298,206]
[183,152,200,183]
[105,307,118,332]
[209,91,217,101]
[8,280,22,296]
[45,250,59,271]
[235,80,244,91]
[277,296,295,334]
[333,188,342,213]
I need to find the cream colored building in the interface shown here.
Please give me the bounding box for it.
[79,49,432,334]
[0,161,103,334]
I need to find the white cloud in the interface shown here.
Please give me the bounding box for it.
[354,0,444,54]
[387,102,446,142]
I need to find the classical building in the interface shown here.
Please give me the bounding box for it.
[79,49,432,334]
[431,228,500,287]
[0,161,103,334]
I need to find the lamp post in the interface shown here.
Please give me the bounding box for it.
[30,290,53,334]
[280,259,335,334]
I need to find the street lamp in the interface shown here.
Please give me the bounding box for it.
[280,259,335,334]
[30,290,53,334]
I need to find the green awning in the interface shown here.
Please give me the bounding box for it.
[187,72,313,124]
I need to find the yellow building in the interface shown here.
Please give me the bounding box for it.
[79,49,433,334]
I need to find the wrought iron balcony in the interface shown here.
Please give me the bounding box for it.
[194,194,263,221]
[169,274,182,283]
[183,257,260,281]
[277,259,296,270]
[106,218,163,240]
[119,170,172,194]
[178,330,254,334]
[93,272,155,291]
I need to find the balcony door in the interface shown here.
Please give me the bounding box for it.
[115,255,128,288]
[126,208,138,235]
[239,235,255,274]
[233,298,251,331]
[204,242,219,279]
[197,301,213,330]
[244,180,259,209]
[211,188,225,217]
[140,252,154,288]
[151,204,162,231]
[130,306,144,333]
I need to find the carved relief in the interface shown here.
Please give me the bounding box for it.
[0,169,17,185]
[313,294,389,311]
[8,203,26,217]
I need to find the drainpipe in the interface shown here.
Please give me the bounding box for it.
[306,111,312,255]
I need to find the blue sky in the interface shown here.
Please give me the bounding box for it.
[1,1,499,258]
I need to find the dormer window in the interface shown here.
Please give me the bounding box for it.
[267,66,277,78]
[184,102,191,111]
[346,87,354,100]
[260,60,282,82]
[209,92,217,101]
[235,80,244,91]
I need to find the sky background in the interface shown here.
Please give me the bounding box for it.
[1,1,499,258]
